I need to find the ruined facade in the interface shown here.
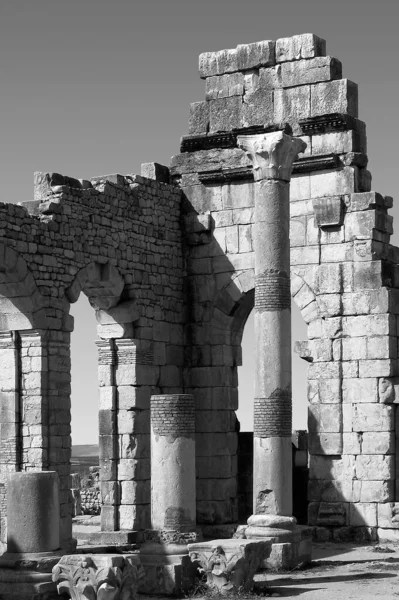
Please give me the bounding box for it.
[0,33,398,547]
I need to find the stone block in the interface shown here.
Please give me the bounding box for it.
[362,431,394,455]
[308,479,353,502]
[311,79,358,118]
[342,289,389,316]
[119,433,150,459]
[99,386,116,411]
[342,432,362,454]
[342,378,378,403]
[237,40,275,70]
[196,499,237,524]
[308,432,343,455]
[357,481,394,503]
[308,404,341,433]
[353,403,393,432]
[97,323,134,339]
[119,503,150,530]
[308,378,341,404]
[377,503,399,530]
[281,56,342,87]
[317,294,341,317]
[309,455,355,481]
[290,175,311,201]
[118,458,150,481]
[353,261,386,291]
[209,97,242,132]
[359,359,394,378]
[313,195,344,228]
[349,191,385,212]
[140,162,170,182]
[310,168,356,198]
[355,454,394,480]
[274,86,311,124]
[196,432,238,456]
[121,480,150,505]
[241,88,274,128]
[290,218,306,246]
[117,409,150,435]
[276,34,326,63]
[308,361,340,380]
[222,181,255,209]
[197,477,236,501]
[118,386,151,410]
[349,502,377,527]
[195,410,233,433]
[341,337,367,360]
[206,73,244,100]
[342,314,393,337]
[197,455,234,479]
[99,435,117,460]
[312,130,364,155]
[310,501,348,527]
[199,48,238,78]
[100,481,119,506]
[96,301,140,325]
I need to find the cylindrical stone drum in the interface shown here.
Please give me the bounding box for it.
[150,394,196,531]
[7,471,60,553]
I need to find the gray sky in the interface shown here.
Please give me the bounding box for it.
[1,0,398,443]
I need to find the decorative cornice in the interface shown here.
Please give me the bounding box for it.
[197,153,342,184]
[299,113,358,135]
[180,123,291,153]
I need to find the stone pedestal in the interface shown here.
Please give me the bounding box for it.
[0,551,63,600]
[7,471,60,554]
[188,539,271,593]
[237,131,311,568]
[53,554,144,599]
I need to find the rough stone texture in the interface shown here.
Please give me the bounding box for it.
[0,33,397,547]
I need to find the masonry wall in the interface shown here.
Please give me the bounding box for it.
[0,172,184,545]
[170,33,399,540]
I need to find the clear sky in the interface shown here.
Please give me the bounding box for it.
[1,0,398,443]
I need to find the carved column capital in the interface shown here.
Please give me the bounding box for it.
[237,131,307,181]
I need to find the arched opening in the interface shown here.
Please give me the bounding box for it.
[236,297,309,523]
[69,294,100,521]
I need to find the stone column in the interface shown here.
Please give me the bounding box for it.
[150,394,196,531]
[237,132,306,529]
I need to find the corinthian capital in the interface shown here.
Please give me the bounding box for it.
[237,132,307,181]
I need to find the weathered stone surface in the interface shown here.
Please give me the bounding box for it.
[206,73,244,100]
[281,56,342,87]
[237,40,275,70]
[209,97,242,132]
[276,34,326,63]
[355,455,394,480]
[199,48,239,78]
[311,79,358,117]
[274,86,311,124]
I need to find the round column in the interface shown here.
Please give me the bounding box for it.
[7,471,60,553]
[150,394,196,531]
[253,178,292,516]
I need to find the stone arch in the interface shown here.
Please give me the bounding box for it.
[0,243,49,331]
[66,261,124,311]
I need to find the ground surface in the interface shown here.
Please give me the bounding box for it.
[252,543,399,599]
[72,518,399,599]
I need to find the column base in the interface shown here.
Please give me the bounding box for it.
[0,551,64,600]
[139,530,201,595]
[244,515,312,570]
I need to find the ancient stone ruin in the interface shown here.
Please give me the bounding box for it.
[0,32,397,598]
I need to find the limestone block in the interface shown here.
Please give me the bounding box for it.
[308,404,342,433]
[308,378,341,404]
[121,480,150,505]
[212,387,238,410]
[97,323,134,339]
[309,455,355,481]
[359,359,394,378]
[348,191,385,212]
[196,499,237,524]
[241,88,274,128]
[119,503,150,530]
[290,176,311,201]
[349,502,377,527]
[237,40,275,70]
[281,56,341,87]
[118,458,150,481]
[99,435,117,460]
[311,79,358,118]
[195,410,233,433]
[342,289,389,316]
[99,459,117,481]
[310,168,356,198]
[378,528,399,541]
[379,377,399,404]
[96,301,140,325]
[290,218,306,247]
[118,386,151,410]
[341,337,367,360]
[316,263,342,294]
[355,455,394,480]
[274,86,311,124]
[209,97,242,132]
[197,455,234,479]
[99,386,116,411]
[353,403,393,432]
[353,261,386,291]
[140,162,169,182]
[308,479,353,502]
[342,361,360,380]
[320,242,353,263]
[222,181,255,209]
[361,431,394,454]
[306,216,320,245]
[342,432,362,454]
[357,481,394,503]
[342,314,393,337]
[119,433,150,459]
[276,34,326,63]
[317,294,341,317]
[308,432,343,455]
[310,501,348,527]
[344,211,377,241]
[100,481,119,505]
[117,409,150,435]
[196,432,238,456]
[342,378,378,403]
[171,147,250,176]
[291,246,320,265]
[205,73,244,100]
[377,503,399,530]
[197,477,236,501]
[308,361,340,380]
[312,130,365,155]
[199,48,238,78]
